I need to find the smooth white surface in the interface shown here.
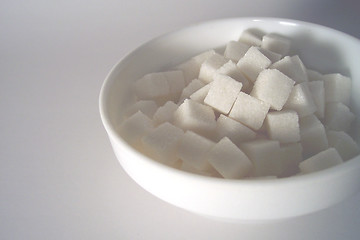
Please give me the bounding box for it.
[1,0,360,239]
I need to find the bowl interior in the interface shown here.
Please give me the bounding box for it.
[102,18,360,142]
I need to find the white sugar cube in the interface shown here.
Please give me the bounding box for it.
[173,99,217,138]
[125,100,158,118]
[284,82,317,117]
[153,101,178,126]
[216,61,252,92]
[265,110,300,144]
[180,161,214,177]
[307,69,324,81]
[240,139,282,177]
[251,69,295,111]
[256,123,268,135]
[192,49,216,64]
[328,131,360,161]
[190,84,211,103]
[261,33,291,56]
[270,55,308,83]
[178,78,205,103]
[308,81,325,119]
[163,70,185,102]
[278,143,303,177]
[207,137,252,179]
[299,114,328,157]
[246,176,278,180]
[134,72,170,104]
[204,74,242,114]
[176,50,216,85]
[199,53,228,83]
[299,148,343,174]
[177,131,215,171]
[327,131,360,161]
[237,46,272,83]
[323,73,352,106]
[119,111,154,149]
[224,40,250,62]
[257,47,282,63]
[325,102,355,132]
[141,122,184,165]
[216,114,256,145]
[238,29,263,46]
[229,92,270,130]
[176,59,200,85]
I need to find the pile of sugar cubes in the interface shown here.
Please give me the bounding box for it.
[119,29,359,179]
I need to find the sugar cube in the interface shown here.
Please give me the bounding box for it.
[216,114,257,145]
[265,110,300,143]
[307,69,324,81]
[177,131,215,171]
[176,59,200,85]
[207,137,253,179]
[141,122,184,165]
[261,33,291,56]
[323,73,352,106]
[251,69,295,111]
[284,82,317,117]
[270,55,308,83]
[124,100,158,118]
[278,143,303,177]
[199,53,228,83]
[224,40,250,62]
[256,123,268,135]
[173,99,217,138]
[176,50,216,85]
[238,29,263,46]
[229,92,270,130]
[299,114,328,157]
[240,139,282,177]
[246,176,278,180]
[216,61,252,92]
[178,78,205,103]
[192,49,216,65]
[163,70,185,102]
[119,111,154,149]
[257,47,282,63]
[180,161,213,177]
[327,130,360,161]
[134,72,170,104]
[324,102,355,132]
[153,101,178,126]
[308,81,325,119]
[237,46,272,83]
[299,148,343,174]
[204,74,242,114]
[189,84,211,103]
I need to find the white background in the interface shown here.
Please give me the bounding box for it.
[1,0,360,239]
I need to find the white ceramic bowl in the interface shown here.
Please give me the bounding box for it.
[99,18,360,221]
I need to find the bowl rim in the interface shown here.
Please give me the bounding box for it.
[99,17,360,186]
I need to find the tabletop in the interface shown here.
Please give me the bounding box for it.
[1,0,360,239]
